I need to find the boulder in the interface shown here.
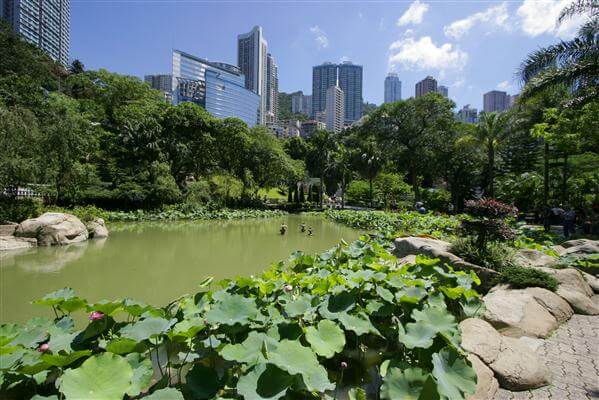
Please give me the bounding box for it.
[393,237,499,287]
[0,236,37,251]
[397,254,417,266]
[525,287,574,323]
[580,271,599,293]
[490,336,551,390]
[556,286,599,315]
[538,267,599,315]
[0,223,17,236]
[514,248,557,268]
[15,213,88,246]
[483,287,558,338]
[560,238,599,250]
[559,239,599,260]
[86,218,109,239]
[459,318,551,391]
[466,354,499,400]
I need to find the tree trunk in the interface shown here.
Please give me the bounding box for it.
[341,175,346,209]
[543,141,550,232]
[562,153,568,205]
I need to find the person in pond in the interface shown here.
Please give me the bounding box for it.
[300,222,306,233]
[280,224,288,235]
[308,227,313,236]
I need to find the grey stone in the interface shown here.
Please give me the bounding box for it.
[525,287,574,323]
[15,212,88,246]
[86,218,109,239]
[0,235,37,251]
[580,271,599,294]
[483,287,559,338]
[0,223,17,236]
[539,268,599,315]
[467,354,499,400]
[514,248,557,268]
[459,318,502,364]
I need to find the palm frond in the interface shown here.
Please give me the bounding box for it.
[520,60,599,101]
[558,0,598,24]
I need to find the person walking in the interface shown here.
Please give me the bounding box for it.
[563,206,576,238]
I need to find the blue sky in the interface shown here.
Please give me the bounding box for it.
[71,0,585,110]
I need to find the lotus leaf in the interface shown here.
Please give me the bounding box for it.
[236,364,292,400]
[337,312,381,336]
[305,320,345,358]
[431,348,477,400]
[145,388,185,399]
[119,317,176,342]
[397,321,436,349]
[205,292,258,326]
[380,367,431,400]
[126,353,153,396]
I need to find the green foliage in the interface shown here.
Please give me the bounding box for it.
[0,236,480,399]
[495,265,558,291]
[106,206,286,222]
[451,237,515,271]
[0,197,42,223]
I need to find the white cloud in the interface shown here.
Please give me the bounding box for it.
[309,26,329,49]
[497,80,513,90]
[452,78,465,88]
[389,35,468,71]
[397,1,429,26]
[444,3,510,39]
[517,0,587,39]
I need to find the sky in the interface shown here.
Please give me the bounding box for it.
[70,0,587,111]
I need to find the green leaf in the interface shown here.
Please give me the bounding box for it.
[431,348,477,400]
[126,353,153,396]
[106,338,146,355]
[88,300,123,316]
[42,350,91,367]
[284,296,313,318]
[169,317,205,340]
[60,353,133,400]
[397,321,436,349]
[376,286,395,303]
[32,288,76,307]
[205,292,258,326]
[380,367,430,400]
[337,312,381,336]
[305,320,345,358]
[144,388,185,400]
[199,277,214,288]
[396,286,427,303]
[267,340,334,392]
[411,307,457,336]
[47,327,77,354]
[460,298,486,318]
[348,387,367,400]
[236,364,292,400]
[119,317,176,342]
[184,364,221,399]
[220,332,277,365]
[0,324,21,346]
[10,317,52,348]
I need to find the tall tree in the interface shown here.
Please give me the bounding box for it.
[473,112,510,197]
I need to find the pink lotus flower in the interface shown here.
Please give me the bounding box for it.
[38,343,49,352]
[284,285,293,293]
[340,361,348,369]
[88,311,105,321]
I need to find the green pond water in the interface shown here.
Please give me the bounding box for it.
[0,214,361,323]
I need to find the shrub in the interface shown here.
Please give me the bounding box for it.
[452,237,515,271]
[0,196,42,223]
[421,188,451,212]
[346,180,371,206]
[184,180,212,205]
[43,205,110,222]
[495,265,558,291]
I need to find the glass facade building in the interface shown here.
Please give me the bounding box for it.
[172,50,260,127]
[1,0,70,66]
[384,72,402,103]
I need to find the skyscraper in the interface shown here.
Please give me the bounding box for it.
[326,85,344,133]
[437,85,449,98]
[384,73,402,103]
[338,61,363,123]
[145,74,173,103]
[312,62,338,117]
[265,53,278,123]
[1,0,70,66]
[291,91,304,114]
[483,90,509,113]
[172,50,260,127]
[303,95,312,117]
[415,76,438,98]
[238,26,268,124]
[457,105,478,123]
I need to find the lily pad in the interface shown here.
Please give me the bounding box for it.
[60,353,133,400]
[411,307,457,336]
[236,364,292,400]
[220,331,277,365]
[397,321,436,349]
[337,312,381,336]
[145,388,185,399]
[126,353,153,396]
[305,320,345,358]
[431,348,476,400]
[380,367,430,400]
[205,292,258,326]
[119,317,176,342]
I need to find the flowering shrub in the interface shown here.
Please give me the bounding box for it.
[0,236,481,399]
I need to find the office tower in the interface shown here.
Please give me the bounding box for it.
[437,85,448,98]
[312,62,338,117]
[303,95,312,117]
[457,104,478,123]
[384,73,402,103]
[265,53,278,123]
[1,0,70,66]
[238,26,268,124]
[291,91,304,114]
[483,90,509,112]
[144,74,173,103]
[326,85,344,133]
[338,61,363,123]
[415,76,438,98]
[172,50,260,127]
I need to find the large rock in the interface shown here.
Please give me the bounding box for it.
[525,287,573,323]
[514,248,557,268]
[466,354,499,400]
[0,235,37,251]
[538,267,599,315]
[483,287,558,338]
[560,238,599,250]
[580,271,599,293]
[459,318,551,391]
[393,237,499,286]
[0,223,17,236]
[559,239,599,259]
[86,218,109,239]
[15,213,88,246]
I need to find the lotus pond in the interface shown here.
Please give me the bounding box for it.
[0,214,361,323]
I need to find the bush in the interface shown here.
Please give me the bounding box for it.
[421,188,451,212]
[43,205,110,222]
[0,196,42,223]
[495,265,558,291]
[346,180,371,206]
[452,237,515,271]
[184,180,212,205]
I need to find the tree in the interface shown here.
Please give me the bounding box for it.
[472,112,510,197]
[69,60,85,75]
[357,137,384,208]
[519,2,598,106]
[306,130,337,207]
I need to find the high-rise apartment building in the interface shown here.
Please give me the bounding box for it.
[415,76,438,98]
[172,50,260,127]
[1,0,70,66]
[238,26,269,124]
[338,61,363,123]
[437,85,449,98]
[457,105,478,123]
[265,53,278,123]
[303,95,312,117]
[144,74,173,103]
[384,73,402,103]
[326,85,344,133]
[312,62,338,117]
[291,91,304,114]
[483,90,509,113]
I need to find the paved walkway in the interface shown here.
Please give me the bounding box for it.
[494,314,599,400]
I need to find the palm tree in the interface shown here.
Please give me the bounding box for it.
[474,112,509,197]
[519,1,598,105]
